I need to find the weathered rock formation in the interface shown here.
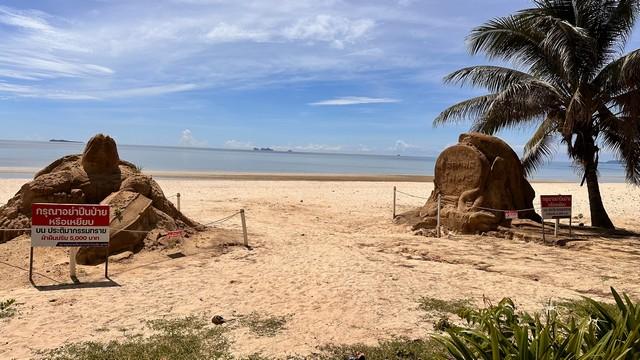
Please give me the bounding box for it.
[398,133,541,234]
[0,134,203,264]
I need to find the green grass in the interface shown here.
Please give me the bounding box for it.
[319,338,447,360]
[238,312,290,337]
[553,297,618,319]
[37,316,232,360]
[417,296,472,317]
[0,298,17,319]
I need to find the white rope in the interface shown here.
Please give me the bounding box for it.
[200,211,241,226]
[0,210,242,232]
[395,189,429,200]
[471,205,537,213]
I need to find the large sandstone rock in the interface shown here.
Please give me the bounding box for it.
[0,134,203,264]
[399,133,541,234]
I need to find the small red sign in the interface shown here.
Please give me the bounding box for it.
[166,230,183,238]
[505,210,518,219]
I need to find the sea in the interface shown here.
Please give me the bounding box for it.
[0,140,627,182]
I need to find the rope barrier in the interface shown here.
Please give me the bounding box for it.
[0,211,242,233]
[471,205,537,213]
[200,211,241,227]
[395,189,429,200]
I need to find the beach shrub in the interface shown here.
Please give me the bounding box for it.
[38,316,232,360]
[0,298,17,319]
[238,312,290,337]
[438,288,640,359]
[319,337,447,360]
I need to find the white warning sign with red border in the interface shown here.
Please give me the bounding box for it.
[31,204,110,247]
[540,195,572,219]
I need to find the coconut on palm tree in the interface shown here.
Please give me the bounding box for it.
[435,0,640,229]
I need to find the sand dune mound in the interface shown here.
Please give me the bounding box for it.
[0,134,203,264]
[397,133,541,233]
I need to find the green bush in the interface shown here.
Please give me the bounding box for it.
[38,316,232,360]
[439,288,640,359]
[0,298,17,319]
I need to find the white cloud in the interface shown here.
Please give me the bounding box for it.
[291,143,344,152]
[283,15,374,49]
[392,139,421,153]
[205,23,270,43]
[309,96,400,106]
[224,139,255,149]
[179,129,207,147]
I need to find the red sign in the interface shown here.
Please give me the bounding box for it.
[505,210,518,219]
[31,204,110,247]
[166,230,183,238]
[540,195,572,219]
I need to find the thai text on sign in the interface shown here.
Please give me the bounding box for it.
[31,204,110,247]
[540,195,572,219]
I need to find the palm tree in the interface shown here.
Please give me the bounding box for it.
[435,0,640,229]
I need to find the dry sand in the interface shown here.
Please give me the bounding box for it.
[1,178,640,359]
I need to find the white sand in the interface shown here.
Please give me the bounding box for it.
[1,179,639,359]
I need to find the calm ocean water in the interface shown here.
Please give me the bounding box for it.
[0,140,627,182]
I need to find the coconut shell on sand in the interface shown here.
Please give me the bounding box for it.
[0,134,203,264]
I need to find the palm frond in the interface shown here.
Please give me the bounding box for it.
[594,0,640,67]
[599,106,640,185]
[443,66,535,93]
[470,81,562,134]
[593,48,640,96]
[433,94,497,126]
[522,116,558,176]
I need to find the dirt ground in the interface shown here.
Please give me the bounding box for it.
[1,179,639,359]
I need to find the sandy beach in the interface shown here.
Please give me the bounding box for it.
[1,177,640,359]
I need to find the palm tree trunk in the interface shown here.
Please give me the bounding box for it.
[584,158,614,229]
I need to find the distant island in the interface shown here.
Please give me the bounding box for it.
[253,147,274,152]
[49,139,83,143]
[605,159,623,164]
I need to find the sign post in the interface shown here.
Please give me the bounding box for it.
[30,203,110,283]
[540,195,572,239]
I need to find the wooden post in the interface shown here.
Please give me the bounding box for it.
[436,193,441,237]
[240,209,248,247]
[542,220,546,243]
[69,248,78,278]
[176,193,181,212]
[554,218,559,237]
[392,186,396,219]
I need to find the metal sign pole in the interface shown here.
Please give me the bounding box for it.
[104,246,110,278]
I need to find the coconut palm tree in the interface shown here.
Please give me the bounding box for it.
[435,0,640,229]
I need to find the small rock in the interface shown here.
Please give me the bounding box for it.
[211,315,225,325]
[111,251,134,262]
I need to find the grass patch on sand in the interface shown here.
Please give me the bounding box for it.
[0,298,17,319]
[417,296,472,317]
[37,316,232,360]
[238,312,290,337]
[320,338,447,360]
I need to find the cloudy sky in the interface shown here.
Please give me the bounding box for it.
[0,0,638,156]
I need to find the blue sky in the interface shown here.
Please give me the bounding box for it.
[0,0,638,158]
